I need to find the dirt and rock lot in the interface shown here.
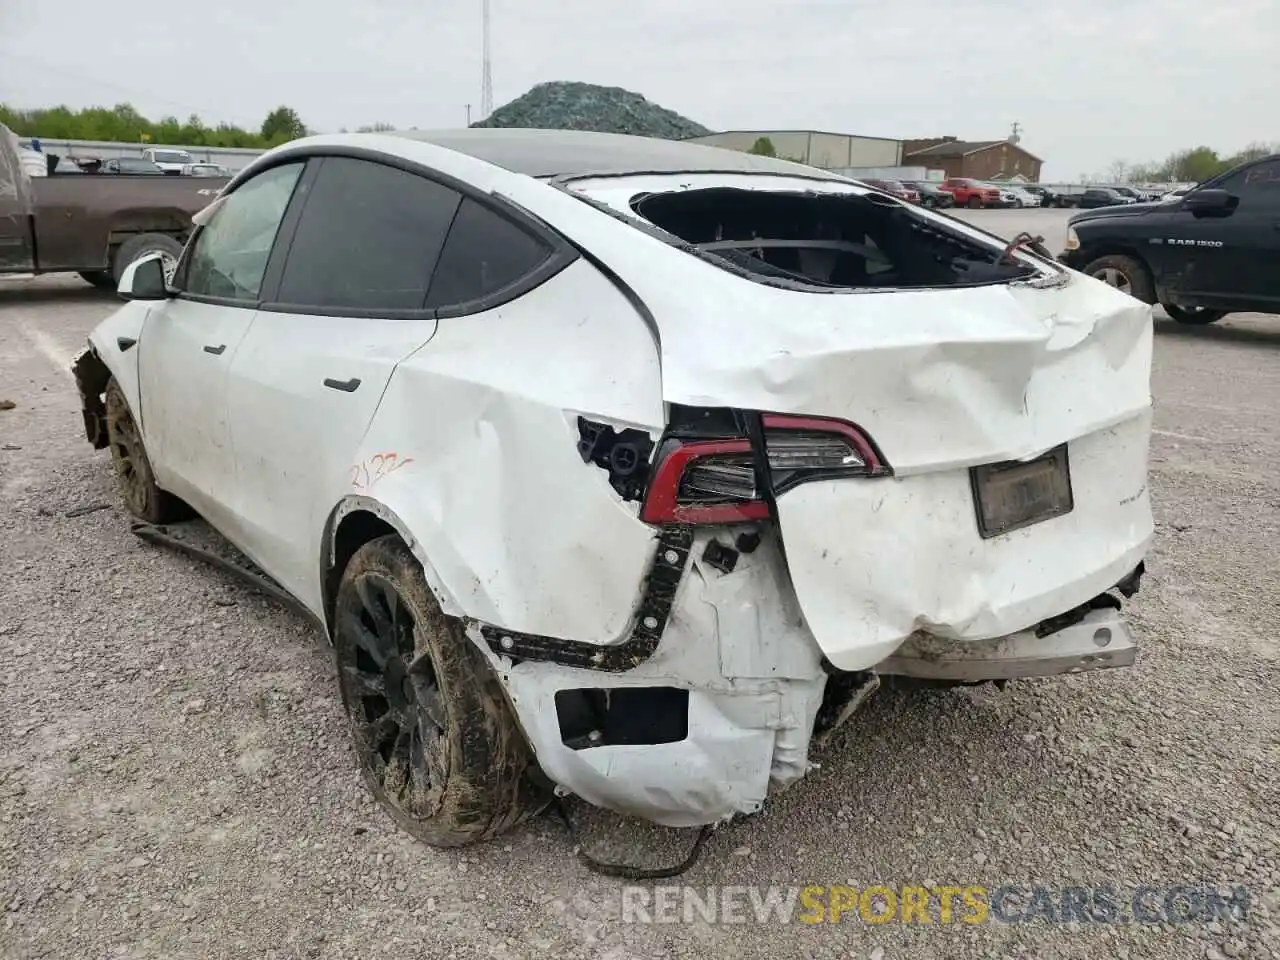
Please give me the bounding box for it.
[1,209,1278,960]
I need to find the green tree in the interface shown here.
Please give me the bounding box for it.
[747,136,777,157]
[356,122,396,133]
[260,106,308,145]
[0,102,313,150]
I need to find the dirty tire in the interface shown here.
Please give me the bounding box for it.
[1163,304,1227,325]
[922,196,936,209]
[104,378,194,524]
[334,535,547,847]
[112,233,184,285]
[1083,254,1156,303]
[78,270,116,291]
[967,196,982,209]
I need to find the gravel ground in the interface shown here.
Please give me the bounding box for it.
[2,212,1278,959]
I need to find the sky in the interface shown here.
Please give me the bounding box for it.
[1,0,1276,179]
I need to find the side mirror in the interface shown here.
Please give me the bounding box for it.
[1183,188,1234,215]
[117,253,171,301]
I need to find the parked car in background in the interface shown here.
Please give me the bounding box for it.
[939,177,1002,208]
[1021,185,1065,207]
[1000,185,1041,208]
[182,162,231,177]
[70,128,1152,848]
[1077,187,1133,209]
[906,180,955,209]
[142,147,195,174]
[1062,153,1280,325]
[862,178,920,203]
[102,157,166,176]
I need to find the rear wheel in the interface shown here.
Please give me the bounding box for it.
[1162,304,1227,325]
[104,378,193,523]
[111,233,184,286]
[1083,254,1155,303]
[333,535,547,847]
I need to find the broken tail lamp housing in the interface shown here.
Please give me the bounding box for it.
[640,414,889,525]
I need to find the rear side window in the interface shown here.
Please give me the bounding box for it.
[275,157,461,312]
[425,198,552,310]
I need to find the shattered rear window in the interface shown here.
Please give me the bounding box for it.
[627,186,1041,291]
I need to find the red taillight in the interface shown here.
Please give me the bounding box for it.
[639,413,887,526]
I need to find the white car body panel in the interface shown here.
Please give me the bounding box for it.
[351,259,665,643]
[138,299,256,528]
[85,300,149,413]
[79,132,1155,827]
[221,311,440,614]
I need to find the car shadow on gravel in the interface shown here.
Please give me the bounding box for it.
[1155,318,1280,349]
[0,282,116,307]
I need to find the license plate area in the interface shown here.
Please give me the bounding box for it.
[970,444,1073,539]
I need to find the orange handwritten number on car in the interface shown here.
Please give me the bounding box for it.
[350,453,414,491]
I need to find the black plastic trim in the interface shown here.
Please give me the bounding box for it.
[478,525,693,672]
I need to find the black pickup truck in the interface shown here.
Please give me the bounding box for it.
[1060,154,1280,324]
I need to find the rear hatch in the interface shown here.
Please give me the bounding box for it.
[559,173,1154,670]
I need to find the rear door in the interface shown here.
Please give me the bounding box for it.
[137,160,306,526]
[222,156,468,608]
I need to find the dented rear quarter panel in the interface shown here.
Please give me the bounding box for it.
[337,258,666,643]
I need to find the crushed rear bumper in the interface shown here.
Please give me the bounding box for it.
[874,606,1137,682]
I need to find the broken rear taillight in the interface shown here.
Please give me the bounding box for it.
[640,413,888,525]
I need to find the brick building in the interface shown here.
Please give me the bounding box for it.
[902,137,1043,182]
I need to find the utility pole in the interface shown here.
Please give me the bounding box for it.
[481,0,493,119]
[1009,121,1022,144]
[465,104,472,126]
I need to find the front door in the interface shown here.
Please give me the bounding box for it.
[137,159,306,529]
[1170,157,1280,310]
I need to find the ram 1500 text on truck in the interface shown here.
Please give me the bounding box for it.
[1,124,228,288]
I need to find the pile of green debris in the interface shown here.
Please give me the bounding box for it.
[473,81,710,140]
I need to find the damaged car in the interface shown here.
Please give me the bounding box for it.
[73,129,1154,847]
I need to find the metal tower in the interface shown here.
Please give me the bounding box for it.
[480,0,493,120]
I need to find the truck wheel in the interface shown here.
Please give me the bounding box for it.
[333,535,547,848]
[104,378,194,524]
[112,233,184,286]
[967,196,982,209]
[1082,254,1155,303]
[79,270,116,291]
[1163,304,1227,325]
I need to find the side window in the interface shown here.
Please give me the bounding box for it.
[274,158,461,312]
[183,162,303,301]
[424,198,552,310]
[1218,159,1280,208]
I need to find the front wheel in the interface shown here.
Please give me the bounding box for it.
[1083,254,1156,303]
[1163,304,1227,325]
[104,378,193,523]
[333,535,547,847]
[967,196,982,209]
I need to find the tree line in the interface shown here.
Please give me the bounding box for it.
[0,103,311,149]
[1104,142,1278,184]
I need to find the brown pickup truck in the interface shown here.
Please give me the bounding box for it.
[1,123,230,289]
